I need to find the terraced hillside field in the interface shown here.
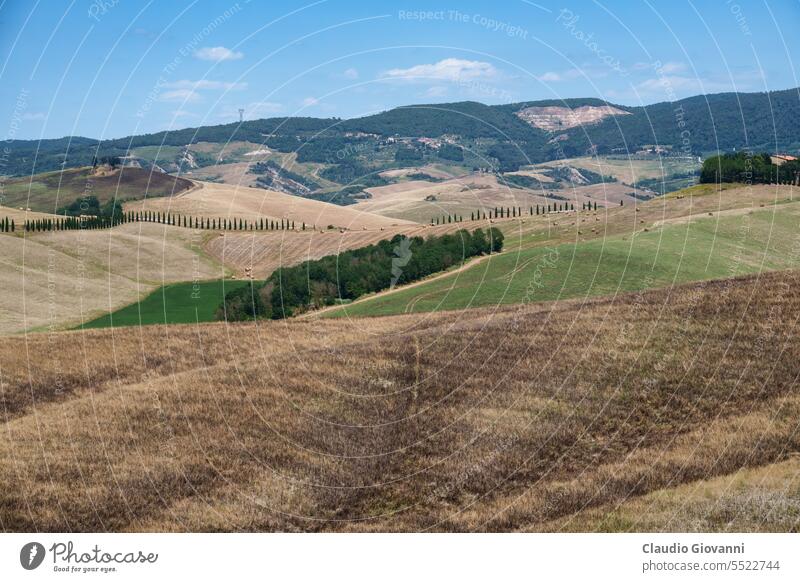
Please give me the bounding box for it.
[0,270,798,531]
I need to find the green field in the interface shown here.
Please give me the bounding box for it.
[81,279,250,329]
[330,203,800,318]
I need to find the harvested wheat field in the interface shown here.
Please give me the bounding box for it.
[126,181,413,230]
[0,222,223,333]
[0,204,62,224]
[203,220,487,278]
[356,173,637,222]
[1,269,798,532]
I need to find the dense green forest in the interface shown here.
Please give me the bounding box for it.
[699,152,800,184]
[219,227,504,320]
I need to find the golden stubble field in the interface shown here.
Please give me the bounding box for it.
[126,181,415,230]
[0,221,223,334]
[0,268,798,532]
[355,173,639,222]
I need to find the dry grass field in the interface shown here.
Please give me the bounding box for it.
[526,155,700,186]
[0,269,798,532]
[2,182,792,333]
[0,222,222,334]
[203,221,482,279]
[126,181,413,230]
[355,173,638,223]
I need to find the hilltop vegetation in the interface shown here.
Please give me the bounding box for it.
[700,151,800,184]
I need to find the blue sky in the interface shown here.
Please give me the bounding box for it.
[1,0,799,140]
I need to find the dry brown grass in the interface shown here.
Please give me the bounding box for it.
[0,222,222,334]
[1,269,798,532]
[355,173,637,223]
[203,221,491,278]
[126,181,412,230]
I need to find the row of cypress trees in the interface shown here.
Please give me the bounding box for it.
[434,201,604,225]
[5,212,308,233]
[444,204,598,222]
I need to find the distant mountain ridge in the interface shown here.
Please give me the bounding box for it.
[4,87,799,178]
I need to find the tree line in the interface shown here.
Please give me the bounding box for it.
[219,227,505,320]
[699,152,800,185]
[9,209,308,233]
[433,201,603,224]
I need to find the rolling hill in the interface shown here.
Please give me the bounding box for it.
[2,165,194,213]
[321,184,800,318]
[5,87,798,180]
[1,268,798,531]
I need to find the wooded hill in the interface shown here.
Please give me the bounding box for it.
[5,88,799,178]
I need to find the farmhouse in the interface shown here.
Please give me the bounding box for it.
[770,153,797,165]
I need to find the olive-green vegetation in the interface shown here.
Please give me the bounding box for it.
[220,228,504,320]
[333,201,800,317]
[81,280,249,329]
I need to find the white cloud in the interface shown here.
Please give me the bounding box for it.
[659,61,688,74]
[165,79,247,91]
[343,68,359,80]
[193,46,243,62]
[159,89,201,102]
[423,86,448,98]
[537,72,563,82]
[171,109,197,118]
[381,58,498,82]
[21,112,45,121]
[536,67,606,83]
[301,97,319,107]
